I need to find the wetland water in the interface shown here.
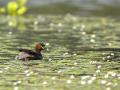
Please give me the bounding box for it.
[0,15,120,90]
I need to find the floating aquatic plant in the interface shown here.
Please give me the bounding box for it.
[0,0,27,16]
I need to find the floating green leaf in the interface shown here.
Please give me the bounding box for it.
[7,1,18,15]
[17,6,27,15]
[0,7,5,14]
[0,0,27,16]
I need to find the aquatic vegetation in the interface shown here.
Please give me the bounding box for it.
[0,0,28,29]
[0,0,27,16]
[0,15,120,90]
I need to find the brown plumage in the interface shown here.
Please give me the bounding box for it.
[15,42,45,60]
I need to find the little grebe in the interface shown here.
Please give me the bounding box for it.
[15,42,45,60]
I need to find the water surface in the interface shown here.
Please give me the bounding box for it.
[0,15,120,90]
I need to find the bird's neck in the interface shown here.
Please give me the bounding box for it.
[35,49,41,53]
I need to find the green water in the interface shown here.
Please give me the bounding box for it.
[0,15,120,90]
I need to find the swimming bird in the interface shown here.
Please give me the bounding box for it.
[15,42,45,60]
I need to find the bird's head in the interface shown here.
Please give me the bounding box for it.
[35,42,45,52]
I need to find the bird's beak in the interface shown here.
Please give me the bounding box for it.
[41,46,44,50]
[40,43,45,50]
